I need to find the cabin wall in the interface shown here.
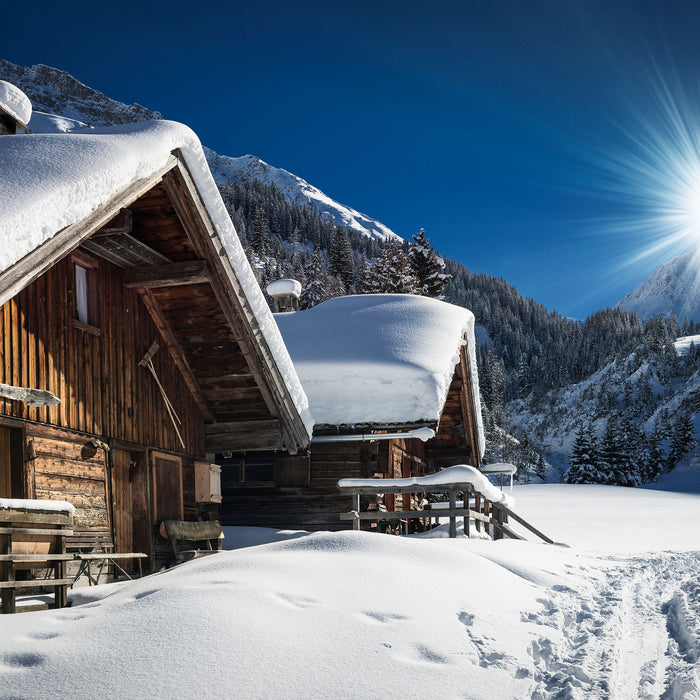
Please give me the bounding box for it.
[221,437,427,531]
[0,254,211,562]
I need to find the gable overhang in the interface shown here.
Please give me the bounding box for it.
[0,150,311,454]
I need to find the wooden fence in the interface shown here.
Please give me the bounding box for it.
[338,482,553,543]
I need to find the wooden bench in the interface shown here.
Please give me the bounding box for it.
[0,507,74,614]
[68,528,147,586]
[159,520,223,564]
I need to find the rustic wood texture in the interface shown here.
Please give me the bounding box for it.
[0,255,205,456]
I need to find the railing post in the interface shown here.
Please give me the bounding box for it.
[463,485,470,538]
[449,489,457,538]
[493,504,503,540]
[474,492,481,533]
[352,493,361,531]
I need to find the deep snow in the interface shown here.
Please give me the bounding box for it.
[1,484,700,699]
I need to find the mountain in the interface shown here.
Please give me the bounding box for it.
[0,60,161,126]
[0,60,400,243]
[616,248,700,323]
[205,150,401,242]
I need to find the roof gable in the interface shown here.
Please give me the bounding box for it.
[0,120,313,451]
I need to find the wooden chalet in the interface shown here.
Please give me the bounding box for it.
[0,100,311,574]
[222,293,484,531]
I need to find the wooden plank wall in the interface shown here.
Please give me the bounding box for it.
[0,254,205,457]
[222,438,427,531]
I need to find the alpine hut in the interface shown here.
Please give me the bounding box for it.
[221,293,484,531]
[0,84,312,575]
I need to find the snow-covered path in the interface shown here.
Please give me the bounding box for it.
[524,551,700,699]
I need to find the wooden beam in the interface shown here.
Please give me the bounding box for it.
[206,429,284,453]
[123,261,211,289]
[205,419,281,435]
[137,289,216,423]
[0,156,178,309]
[459,345,481,468]
[95,209,132,236]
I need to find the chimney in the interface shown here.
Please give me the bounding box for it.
[0,81,32,135]
[266,279,302,313]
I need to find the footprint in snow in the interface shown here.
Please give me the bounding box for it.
[2,652,45,668]
[275,592,318,609]
[362,611,408,624]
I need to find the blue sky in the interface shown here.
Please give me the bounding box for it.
[6,0,700,318]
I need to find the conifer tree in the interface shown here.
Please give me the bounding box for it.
[299,250,328,310]
[408,228,450,297]
[364,243,420,294]
[329,226,353,288]
[250,208,271,256]
[667,409,696,471]
[565,424,603,484]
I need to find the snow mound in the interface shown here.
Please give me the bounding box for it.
[0,497,74,515]
[0,80,32,127]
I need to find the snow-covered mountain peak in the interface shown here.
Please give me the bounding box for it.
[204,149,402,242]
[616,248,700,322]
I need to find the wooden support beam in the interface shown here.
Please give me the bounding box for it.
[137,289,215,423]
[95,209,133,236]
[205,429,284,453]
[205,419,281,435]
[123,261,211,289]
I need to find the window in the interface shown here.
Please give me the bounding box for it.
[72,252,99,330]
[217,452,275,485]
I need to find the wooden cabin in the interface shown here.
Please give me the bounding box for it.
[0,108,311,572]
[221,293,484,531]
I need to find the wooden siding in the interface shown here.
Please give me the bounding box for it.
[0,253,205,456]
[222,438,428,531]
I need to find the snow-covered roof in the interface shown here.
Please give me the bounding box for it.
[275,294,484,453]
[0,80,32,127]
[0,119,313,438]
[266,278,302,297]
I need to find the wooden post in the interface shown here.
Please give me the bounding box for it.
[0,532,13,614]
[493,504,503,540]
[352,493,361,531]
[448,489,457,538]
[463,485,470,538]
[474,493,481,533]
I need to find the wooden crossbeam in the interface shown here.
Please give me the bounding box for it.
[123,260,211,289]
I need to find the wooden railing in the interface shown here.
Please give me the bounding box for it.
[338,481,553,544]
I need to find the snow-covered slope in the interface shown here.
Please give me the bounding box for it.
[205,150,401,242]
[616,248,700,322]
[0,60,401,242]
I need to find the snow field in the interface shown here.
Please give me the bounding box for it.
[1,485,700,699]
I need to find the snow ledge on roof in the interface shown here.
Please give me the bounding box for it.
[0,80,32,127]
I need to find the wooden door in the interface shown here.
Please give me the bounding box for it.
[0,428,10,498]
[0,427,23,499]
[112,448,151,558]
[151,451,183,523]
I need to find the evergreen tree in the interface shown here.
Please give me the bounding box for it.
[565,424,603,484]
[667,409,696,470]
[329,226,353,288]
[250,208,271,256]
[364,243,420,294]
[299,250,328,310]
[408,228,450,297]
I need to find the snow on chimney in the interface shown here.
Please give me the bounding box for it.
[0,81,32,135]
[266,279,301,313]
